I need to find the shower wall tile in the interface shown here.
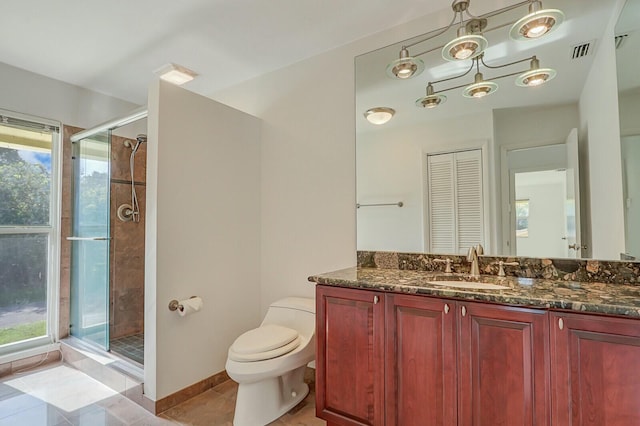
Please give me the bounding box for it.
[109,175,146,339]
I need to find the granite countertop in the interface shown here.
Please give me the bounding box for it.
[308,267,640,319]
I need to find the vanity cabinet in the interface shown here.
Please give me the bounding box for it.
[384,294,457,426]
[551,312,640,425]
[456,301,550,426]
[316,285,385,426]
[317,285,551,425]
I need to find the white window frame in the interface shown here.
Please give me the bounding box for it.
[0,109,61,361]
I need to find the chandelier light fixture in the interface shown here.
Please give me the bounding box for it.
[415,54,556,108]
[384,0,564,112]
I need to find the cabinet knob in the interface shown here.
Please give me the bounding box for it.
[558,318,564,330]
[461,306,467,317]
[374,296,379,304]
[444,304,450,314]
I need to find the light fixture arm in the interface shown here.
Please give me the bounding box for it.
[430,68,528,96]
[430,81,477,96]
[480,54,535,69]
[429,60,476,87]
[427,54,545,96]
[402,0,530,51]
[482,0,530,19]
[403,14,458,49]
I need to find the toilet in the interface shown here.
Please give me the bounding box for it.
[225,297,316,426]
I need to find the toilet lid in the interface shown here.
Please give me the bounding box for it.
[228,335,301,362]
[229,324,301,362]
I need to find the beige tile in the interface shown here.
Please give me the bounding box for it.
[131,415,181,426]
[0,403,70,426]
[11,353,54,373]
[100,365,127,394]
[211,379,238,397]
[124,378,144,406]
[0,362,11,378]
[97,394,151,425]
[161,388,234,425]
[2,363,326,426]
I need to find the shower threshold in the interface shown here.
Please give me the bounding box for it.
[60,336,146,409]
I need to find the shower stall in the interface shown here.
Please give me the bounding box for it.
[68,108,147,365]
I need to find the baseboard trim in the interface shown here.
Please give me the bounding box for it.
[144,370,230,414]
[0,346,62,378]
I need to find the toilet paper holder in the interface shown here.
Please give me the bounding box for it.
[168,296,198,312]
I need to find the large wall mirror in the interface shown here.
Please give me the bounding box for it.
[356,0,637,261]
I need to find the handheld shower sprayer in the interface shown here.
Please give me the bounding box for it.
[118,134,147,222]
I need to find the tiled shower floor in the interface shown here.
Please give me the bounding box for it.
[110,333,144,365]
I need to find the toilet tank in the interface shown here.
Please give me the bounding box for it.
[261,297,315,339]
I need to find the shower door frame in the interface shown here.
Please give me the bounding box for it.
[68,107,148,353]
[69,129,112,350]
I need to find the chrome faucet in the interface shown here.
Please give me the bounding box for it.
[467,244,484,277]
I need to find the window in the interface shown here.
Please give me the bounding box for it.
[0,110,59,355]
[515,199,530,238]
[426,149,484,254]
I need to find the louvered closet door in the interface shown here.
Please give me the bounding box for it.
[428,154,456,253]
[427,150,484,254]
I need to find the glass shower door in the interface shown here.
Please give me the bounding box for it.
[69,130,111,350]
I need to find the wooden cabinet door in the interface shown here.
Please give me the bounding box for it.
[385,294,457,426]
[316,285,385,426]
[551,312,640,425]
[458,302,550,426]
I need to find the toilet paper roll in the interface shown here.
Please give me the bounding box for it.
[178,297,203,317]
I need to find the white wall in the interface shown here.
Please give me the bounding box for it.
[578,0,627,259]
[212,5,493,314]
[145,80,261,400]
[356,111,493,253]
[493,104,579,253]
[619,88,640,136]
[213,47,359,315]
[619,90,640,258]
[621,135,640,258]
[515,172,567,258]
[0,61,139,128]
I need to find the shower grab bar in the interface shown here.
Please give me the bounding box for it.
[66,236,111,241]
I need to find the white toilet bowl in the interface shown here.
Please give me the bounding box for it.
[225,297,315,426]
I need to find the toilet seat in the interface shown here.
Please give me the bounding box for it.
[229,324,301,362]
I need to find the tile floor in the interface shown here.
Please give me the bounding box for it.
[110,334,145,365]
[0,363,325,426]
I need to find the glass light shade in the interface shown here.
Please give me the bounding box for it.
[515,68,557,87]
[415,94,447,109]
[463,81,498,98]
[386,57,425,79]
[364,107,395,125]
[442,34,488,61]
[510,8,565,40]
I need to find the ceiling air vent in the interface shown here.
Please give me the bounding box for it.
[570,41,595,59]
[615,34,629,49]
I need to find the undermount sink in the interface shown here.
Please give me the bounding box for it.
[427,281,509,290]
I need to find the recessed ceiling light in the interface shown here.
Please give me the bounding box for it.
[154,63,198,85]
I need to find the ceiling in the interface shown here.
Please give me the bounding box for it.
[355,0,624,133]
[0,0,465,106]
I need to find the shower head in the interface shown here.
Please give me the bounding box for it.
[136,134,147,143]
